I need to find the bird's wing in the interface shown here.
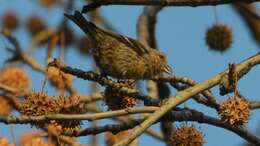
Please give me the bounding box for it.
[65,11,149,55]
[100,29,150,55]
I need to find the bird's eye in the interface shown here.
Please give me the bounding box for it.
[159,54,165,60]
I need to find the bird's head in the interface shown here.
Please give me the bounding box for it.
[149,49,172,76]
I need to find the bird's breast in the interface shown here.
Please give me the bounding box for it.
[92,42,149,79]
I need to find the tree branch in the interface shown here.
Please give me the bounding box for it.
[0,107,157,124]
[62,108,260,145]
[82,0,259,13]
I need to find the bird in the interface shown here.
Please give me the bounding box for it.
[65,11,172,79]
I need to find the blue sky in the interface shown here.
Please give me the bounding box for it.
[0,0,259,146]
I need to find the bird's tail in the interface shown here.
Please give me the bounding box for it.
[64,11,103,41]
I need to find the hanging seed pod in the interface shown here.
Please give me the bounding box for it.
[219,96,250,126]
[104,80,137,110]
[169,124,204,146]
[2,12,19,31]
[206,24,233,52]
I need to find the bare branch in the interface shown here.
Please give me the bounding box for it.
[65,108,260,145]
[250,101,260,109]
[82,0,259,13]
[0,107,158,124]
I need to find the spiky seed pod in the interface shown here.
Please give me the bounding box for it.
[2,12,19,31]
[169,125,204,146]
[0,96,13,117]
[0,137,14,146]
[0,67,30,91]
[219,97,250,125]
[105,131,129,146]
[19,92,59,128]
[20,92,85,131]
[20,92,84,132]
[19,92,59,116]
[26,16,47,36]
[78,36,92,54]
[46,66,73,91]
[57,96,85,114]
[20,132,54,146]
[55,96,85,132]
[104,81,137,110]
[206,24,233,52]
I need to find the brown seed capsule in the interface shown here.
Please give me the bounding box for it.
[19,92,59,116]
[206,24,233,52]
[20,92,84,131]
[2,12,19,31]
[65,11,172,79]
[27,16,47,36]
[169,125,204,146]
[19,92,59,128]
[104,81,137,110]
[55,96,85,132]
[219,96,250,125]
[0,67,30,91]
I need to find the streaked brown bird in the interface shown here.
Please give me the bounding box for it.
[65,11,172,79]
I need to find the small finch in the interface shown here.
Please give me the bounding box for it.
[65,11,172,79]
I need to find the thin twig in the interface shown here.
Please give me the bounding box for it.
[0,107,158,124]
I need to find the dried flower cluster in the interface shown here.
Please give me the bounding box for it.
[219,97,250,125]
[206,24,233,52]
[0,67,30,91]
[169,125,204,146]
[19,92,85,132]
[104,81,137,110]
[46,66,73,91]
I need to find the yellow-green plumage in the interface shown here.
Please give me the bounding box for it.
[65,11,171,79]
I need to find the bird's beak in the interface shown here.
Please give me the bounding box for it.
[163,65,172,75]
